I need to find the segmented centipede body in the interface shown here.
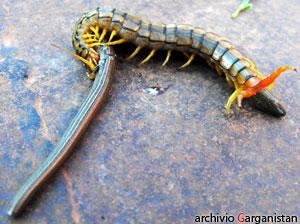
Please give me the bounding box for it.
[73,7,295,116]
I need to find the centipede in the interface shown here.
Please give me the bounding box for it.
[8,7,296,217]
[73,7,296,117]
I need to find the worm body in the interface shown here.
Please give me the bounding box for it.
[73,7,295,116]
[8,46,115,217]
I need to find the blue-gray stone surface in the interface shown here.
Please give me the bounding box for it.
[0,0,299,223]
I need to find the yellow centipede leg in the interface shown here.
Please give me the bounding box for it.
[180,53,196,68]
[84,38,98,43]
[88,43,101,48]
[140,49,156,65]
[89,48,98,55]
[82,33,95,39]
[108,30,117,42]
[162,50,172,67]
[98,29,107,43]
[182,52,189,58]
[82,33,98,45]
[87,29,107,47]
[102,39,127,46]
[225,88,243,115]
[126,46,142,60]
[225,73,234,87]
[90,26,100,39]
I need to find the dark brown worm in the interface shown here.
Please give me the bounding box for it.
[72,7,295,116]
[8,46,115,217]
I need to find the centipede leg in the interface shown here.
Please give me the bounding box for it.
[103,39,127,46]
[225,88,243,115]
[82,33,94,39]
[162,50,172,67]
[206,60,215,70]
[180,53,196,68]
[83,26,107,47]
[108,30,117,42]
[89,48,98,55]
[82,34,97,43]
[127,46,142,60]
[225,73,234,87]
[98,28,107,43]
[90,26,100,39]
[140,49,156,65]
[183,52,190,58]
[89,42,101,48]
[215,65,224,76]
[84,38,98,43]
